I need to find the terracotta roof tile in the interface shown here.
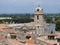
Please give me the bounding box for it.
[0,35,4,40]
[0,24,8,28]
[0,28,15,33]
[37,36,57,44]
[26,43,36,45]
[7,39,25,45]
[5,29,14,33]
[56,33,60,39]
[27,34,32,36]
[26,39,35,44]
[0,29,3,32]
[48,34,56,36]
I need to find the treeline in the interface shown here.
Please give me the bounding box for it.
[0,13,60,17]
[0,13,60,31]
[0,14,60,22]
[44,14,60,31]
[0,14,33,17]
[0,13,60,23]
[0,14,34,23]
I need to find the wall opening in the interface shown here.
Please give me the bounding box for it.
[37,15,39,20]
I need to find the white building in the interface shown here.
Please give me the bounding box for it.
[0,17,12,20]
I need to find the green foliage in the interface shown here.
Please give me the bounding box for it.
[0,14,34,23]
[55,20,60,31]
[45,17,53,23]
[12,17,34,23]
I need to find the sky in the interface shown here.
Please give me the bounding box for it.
[0,0,60,14]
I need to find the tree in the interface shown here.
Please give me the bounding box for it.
[55,20,60,31]
[45,17,52,23]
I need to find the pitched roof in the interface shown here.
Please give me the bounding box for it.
[48,34,56,36]
[56,33,60,39]
[0,28,15,33]
[0,24,8,28]
[26,39,35,44]
[0,35,4,40]
[7,39,25,45]
[37,36,57,45]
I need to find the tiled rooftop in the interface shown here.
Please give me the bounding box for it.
[0,28,15,33]
[26,39,35,44]
[0,24,59,45]
[37,36,57,45]
[7,39,37,45]
[0,35,4,40]
[48,34,56,36]
[56,33,60,39]
[0,24,8,28]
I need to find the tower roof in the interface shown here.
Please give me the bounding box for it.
[35,6,43,11]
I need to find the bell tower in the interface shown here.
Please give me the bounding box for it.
[34,6,45,36]
[34,6,44,24]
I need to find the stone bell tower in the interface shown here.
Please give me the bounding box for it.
[34,6,45,36]
[34,6,44,23]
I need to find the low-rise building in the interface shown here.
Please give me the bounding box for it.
[37,34,60,45]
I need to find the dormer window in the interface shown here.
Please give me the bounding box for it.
[48,34,56,40]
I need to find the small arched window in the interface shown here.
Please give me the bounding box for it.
[37,9,39,11]
[37,26,39,28]
[37,15,39,20]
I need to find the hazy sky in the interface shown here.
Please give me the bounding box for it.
[0,0,60,14]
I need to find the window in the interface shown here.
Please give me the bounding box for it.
[54,44,57,45]
[37,15,39,20]
[48,36,55,40]
[26,36,31,39]
[11,35,16,39]
[37,9,39,11]
[37,26,39,28]
[57,39,60,42]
